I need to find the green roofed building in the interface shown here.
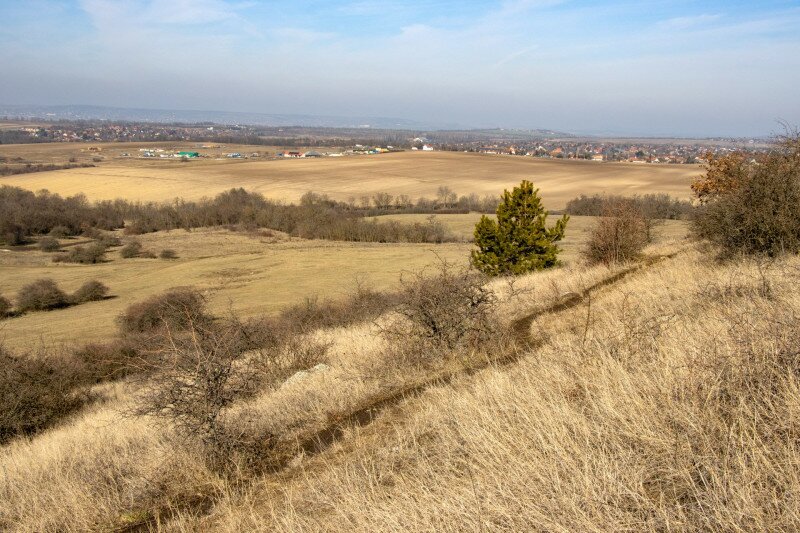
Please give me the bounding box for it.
[178,151,199,158]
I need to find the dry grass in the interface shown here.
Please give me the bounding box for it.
[0,229,471,349]
[1,145,699,207]
[178,247,800,532]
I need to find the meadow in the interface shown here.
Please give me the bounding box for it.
[0,213,689,349]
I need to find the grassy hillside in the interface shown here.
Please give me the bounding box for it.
[5,233,799,531]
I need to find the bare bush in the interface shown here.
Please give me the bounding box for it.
[0,295,11,318]
[0,345,89,443]
[386,262,496,350]
[73,340,139,383]
[38,236,60,252]
[120,240,143,258]
[159,248,178,259]
[48,225,71,238]
[131,317,261,470]
[279,284,397,333]
[583,199,649,265]
[16,279,69,312]
[118,287,209,334]
[71,280,109,304]
[53,242,107,264]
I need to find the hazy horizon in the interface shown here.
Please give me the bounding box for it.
[2,0,799,137]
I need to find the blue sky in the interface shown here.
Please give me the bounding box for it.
[1,0,799,136]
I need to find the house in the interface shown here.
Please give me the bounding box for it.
[422,144,434,151]
[226,152,242,158]
[178,151,199,158]
[591,154,604,162]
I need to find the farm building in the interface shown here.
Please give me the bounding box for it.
[178,151,200,158]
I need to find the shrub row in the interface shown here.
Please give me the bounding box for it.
[1,185,459,245]
[565,193,693,220]
[4,278,109,316]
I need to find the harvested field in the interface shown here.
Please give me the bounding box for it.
[1,144,700,208]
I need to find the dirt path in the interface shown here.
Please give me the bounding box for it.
[117,251,681,532]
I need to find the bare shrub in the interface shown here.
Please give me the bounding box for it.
[53,242,107,264]
[583,199,649,265]
[120,240,143,258]
[71,280,109,304]
[96,233,121,247]
[279,284,396,333]
[140,249,157,259]
[73,339,139,383]
[0,295,11,318]
[159,248,178,259]
[48,225,71,238]
[131,317,260,470]
[16,279,69,312]
[0,345,89,443]
[38,236,60,252]
[386,262,496,350]
[118,287,209,334]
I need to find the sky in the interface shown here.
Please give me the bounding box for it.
[1,0,799,136]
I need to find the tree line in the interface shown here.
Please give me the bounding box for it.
[0,186,460,245]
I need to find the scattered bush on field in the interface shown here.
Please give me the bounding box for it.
[159,248,178,259]
[120,240,143,258]
[52,242,107,264]
[140,249,157,259]
[0,345,90,443]
[117,287,209,334]
[16,279,69,312]
[38,236,60,252]
[693,133,800,258]
[0,295,11,318]
[582,199,649,265]
[70,280,109,304]
[385,261,496,350]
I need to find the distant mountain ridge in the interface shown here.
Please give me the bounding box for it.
[0,104,575,138]
[0,104,455,130]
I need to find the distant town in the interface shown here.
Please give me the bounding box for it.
[0,118,770,165]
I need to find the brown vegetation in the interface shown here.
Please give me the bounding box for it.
[693,134,800,257]
[583,199,650,264]
[16,279,69,312]
[0,346,90,444]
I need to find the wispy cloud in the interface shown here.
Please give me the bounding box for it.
[658,13,721,30]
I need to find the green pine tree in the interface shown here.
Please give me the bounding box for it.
[471,180,569,276]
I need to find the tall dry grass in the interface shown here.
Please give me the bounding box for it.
[172,247,800,531]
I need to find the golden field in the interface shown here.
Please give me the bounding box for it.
[1,142,701,207]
